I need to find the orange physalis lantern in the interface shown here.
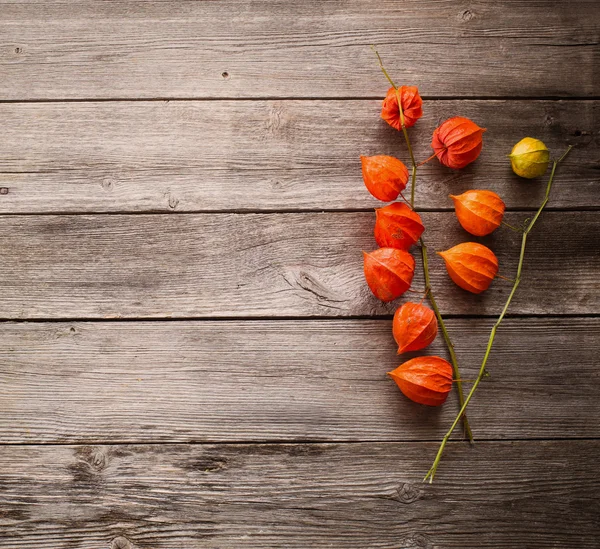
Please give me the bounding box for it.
[393,302,438,354]
[361,155,409,202]
[388,356,453,406]
[431,117,486,169]
[438,242,499,294]
[450,190,506,236]
[363,248,415,302]
[381,86,423,130]
[374,203,425,250]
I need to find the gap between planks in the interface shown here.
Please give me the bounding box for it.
[1,313,599,323]
[1,437,599,448]
[0,206,599,216]
[0,96,599,104]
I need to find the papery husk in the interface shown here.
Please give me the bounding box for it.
[438,242,499,294]
[388,356,453,406]
[375,203,425,250]
[509,137,550,179]
[363,248,415,302]
[450,189,506,236]
[381,86,423,130]
[432,117,485,169]
[393,302,438,353]
[361,155,409,201]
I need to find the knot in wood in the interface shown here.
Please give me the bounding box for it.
[186,456,228,473]
[165,191,179,210]
[395,482,421,504]
[405,533,433,549]
[112,537,134,549]
[101,176,116,191]
[265,104,284,135]
[90,450,107,471]
[0,187,8,195]
[460,8,474,21]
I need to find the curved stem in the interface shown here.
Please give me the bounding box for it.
[424,145,572,484]
[501,220,524,233]
[372,46,397,89]
[402,128,417,207]
[421,241,473,442]
[417,151,439,167]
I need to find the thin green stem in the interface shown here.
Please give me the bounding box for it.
[372,45,472,441]
[417,151,439,167]
[501,220,524,233]
[424,145,573,484]
[402,128,417,207]
[372,46,397,89]
[421,241,473,442]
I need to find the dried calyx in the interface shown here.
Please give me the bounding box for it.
[381,86,423,130]
[450,189,506,236]
[393,302,438,354]
[438,242,499,294]
[361,155,409,202]
[431,117,486,169]
[375,203,425,250]
[388,356,453,406]
[363,248,415,302]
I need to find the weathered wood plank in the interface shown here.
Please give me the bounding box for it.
[0,100,595,213]
[1,0,598,100]
[1,318,598,443]
[0,441,598,548]
[0,212,598,318]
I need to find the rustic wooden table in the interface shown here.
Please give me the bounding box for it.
[1,1,599,547]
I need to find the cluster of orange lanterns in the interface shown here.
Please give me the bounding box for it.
[361,85,513,407]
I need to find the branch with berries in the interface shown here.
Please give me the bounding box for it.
[361,48,572,481]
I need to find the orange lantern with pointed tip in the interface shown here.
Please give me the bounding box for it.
[438,242,498,294]
[431,117,486,169]
[388,356,453,406]
[393,302,438,354]
[374,203,425,251]
[361,155,409,202]
[450,189,506,236]
[381,86,423,130]
[363,248,415,302]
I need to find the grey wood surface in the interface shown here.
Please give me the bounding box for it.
[1,318,598,444]
[1,441,598,548]
[1,0,598,99]
[1,0,598,546]
[1,212,597,319]
[0,100,596,213]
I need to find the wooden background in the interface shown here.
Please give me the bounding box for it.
[1,1,599,547]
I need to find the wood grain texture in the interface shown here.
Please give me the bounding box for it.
[1,318,599,443]
[0,441,598,548]
[0,100,596,213]
[1,0,598,100]
[1,212,598,319]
